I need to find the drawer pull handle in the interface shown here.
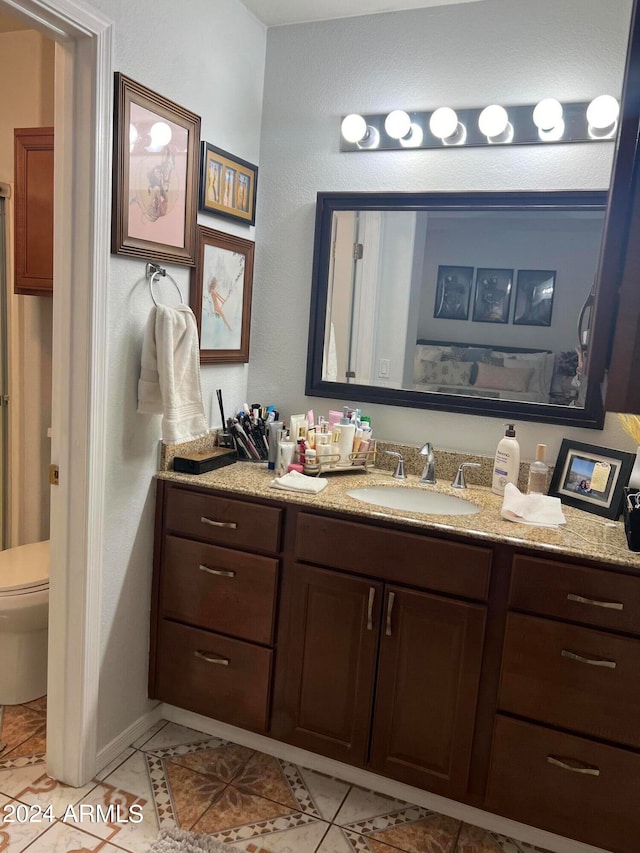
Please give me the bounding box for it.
[194,650,229,666]
[199,564,236,578]
[561,649,617,669]
[200,516,238,529]
[567,593,623,611]
[547,755,600,776]
[385,591,396,637]
[367,587,375,631]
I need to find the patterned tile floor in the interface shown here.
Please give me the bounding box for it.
[0,701,552,853]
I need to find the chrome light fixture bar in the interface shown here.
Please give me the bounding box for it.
[340,97,619,151]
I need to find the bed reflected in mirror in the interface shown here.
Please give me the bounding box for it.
[307,191,608,428]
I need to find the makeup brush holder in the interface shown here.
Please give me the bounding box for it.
[623,488,640,552]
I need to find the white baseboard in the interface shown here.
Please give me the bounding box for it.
[96,703,163,775]
[161,704,607,853]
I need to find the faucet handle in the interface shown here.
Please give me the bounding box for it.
[419,442,436,485]
[452,462,481,489]
[385,450,407,480]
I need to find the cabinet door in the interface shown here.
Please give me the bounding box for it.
[275,564,382,766]
[14,127,54,296]
[370,586,486,798]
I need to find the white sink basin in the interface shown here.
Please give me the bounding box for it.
[346,485,479,516]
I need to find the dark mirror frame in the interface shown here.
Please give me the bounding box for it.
[305,190,608,429]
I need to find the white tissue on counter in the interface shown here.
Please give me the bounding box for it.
[501,482,566,527]
[269,470,328,494]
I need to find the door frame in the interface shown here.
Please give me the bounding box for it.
[0,0,112,785]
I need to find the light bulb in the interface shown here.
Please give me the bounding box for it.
[399,122,424,147]
[357,126,380,150]
[384,110,412,140]
[341,114,367,143]
[147,121,173,151]
[478,104,509,138]
[538,118,565,142]
[429,107,459,140]
[533,98,563,131]
[586,95,619,130]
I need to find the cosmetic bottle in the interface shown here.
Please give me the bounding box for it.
[289,414,308,443]
[334,408,356,466]
[527,444,549,494]
[276,435,295,477]
[491,423,520,495]
[266,420,284,471]
[303,449,320,476]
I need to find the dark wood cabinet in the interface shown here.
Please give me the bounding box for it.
[14,127,54,297]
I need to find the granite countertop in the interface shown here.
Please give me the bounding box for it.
[158,461,640,571]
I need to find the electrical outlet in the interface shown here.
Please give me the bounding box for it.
[378,358,390,378]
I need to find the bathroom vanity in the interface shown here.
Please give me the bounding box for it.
[150,465,640,853]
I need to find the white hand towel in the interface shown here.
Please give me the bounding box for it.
[270,470,328,494]
[501,482,566,527]
[137,305,208,444]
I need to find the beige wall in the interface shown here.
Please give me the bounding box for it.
[0,28,55,546]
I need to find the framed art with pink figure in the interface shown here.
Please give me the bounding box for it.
[111,73,201,266]
[191,225,254,363]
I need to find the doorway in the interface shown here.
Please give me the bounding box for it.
[0,0,112,786]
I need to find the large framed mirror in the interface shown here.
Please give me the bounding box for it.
[306,191,608,428]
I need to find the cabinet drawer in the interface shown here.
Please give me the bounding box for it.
[295,513,491,600]
[161,535,278,645]
[155,619,272,732]
[510,554,640,635]
[165,486,282,553]
[486,715,640,853]
[499,612,640,748]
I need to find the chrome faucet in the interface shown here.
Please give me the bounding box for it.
[385,450,407,480]
[419,442,436,484]
[451,461,481,489]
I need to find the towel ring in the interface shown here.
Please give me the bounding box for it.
[146,262,185,306]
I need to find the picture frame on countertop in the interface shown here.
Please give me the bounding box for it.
[111,72,201,266]
[190,225,254,363]
[548,439,635,519]
[199,141,258,225]
[472,267,513,323]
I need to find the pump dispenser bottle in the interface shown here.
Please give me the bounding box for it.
[527,444,549,494]
[334,406,356,467]
[491,424,520,495]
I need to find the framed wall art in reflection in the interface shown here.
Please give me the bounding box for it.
[514,269,556,326]
[548,439,635,519]
[191,225,254,363]
[433,265,473,320]
[111,73,201,266]
[199,142,258,225]
[472,268,513,323]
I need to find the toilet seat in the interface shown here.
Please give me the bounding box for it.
[0,540,50,596]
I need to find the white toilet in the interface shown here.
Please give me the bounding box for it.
[0,540,49,705]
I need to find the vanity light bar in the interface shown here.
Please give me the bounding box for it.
[339,98,619,151]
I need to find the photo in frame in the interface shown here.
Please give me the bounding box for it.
[111,73,201,266]
[548,439,635,519]
[433,265,473,320]
[199,142,258,225]
[514,269,556,326]
[472,268,513,323]
[191,225,254,363]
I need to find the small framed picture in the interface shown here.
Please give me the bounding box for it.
[433,265,473,320]
[190,225,254,363]
[514,269,556,326]
[472,268,513,323]
[549,439,636,519]
[199,142,258,225]
[111,73,201,266]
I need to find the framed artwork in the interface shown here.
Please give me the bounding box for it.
[191,225,254,363]
[111,73,201,266]
[548,439,635,519]
[472,268,513,323]
[199,142,258,225]
[433,265,473,320]
[514,269,556,326]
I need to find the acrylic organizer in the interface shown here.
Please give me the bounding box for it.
[623,487,640,552]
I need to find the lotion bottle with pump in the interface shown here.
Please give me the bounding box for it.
[335,406,356,466]
[527,444,549,494]
[492,424,520,495]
